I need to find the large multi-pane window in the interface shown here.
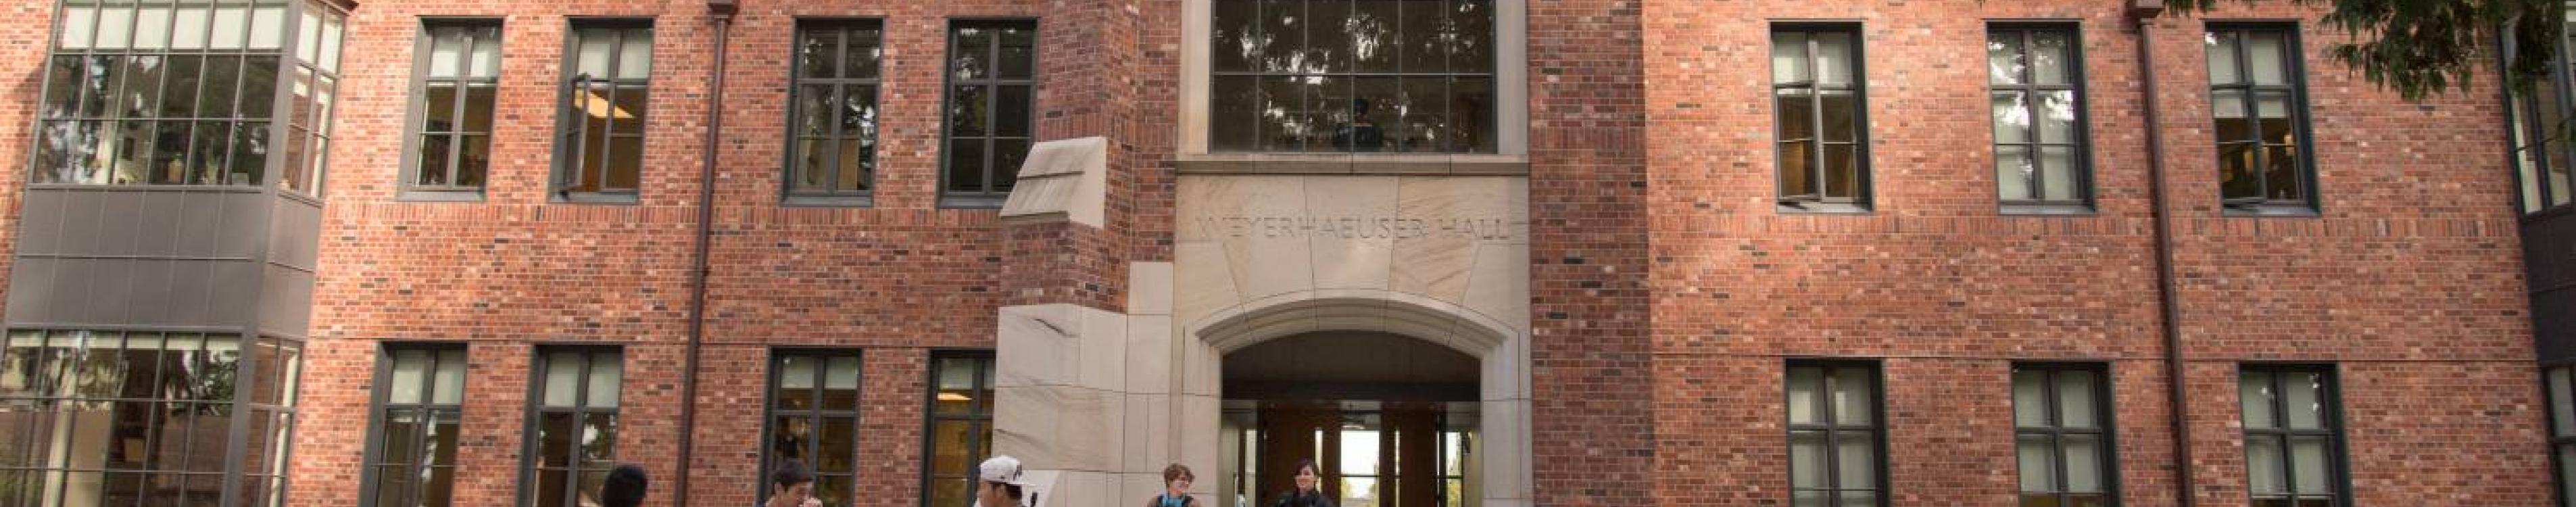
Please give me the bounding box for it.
[553,21,653,202]
[2012,364,2114,507]
[1786,361,1883,507]
[766,351,864,507]
[1987,25,2091,210]
[1771,25,1871,210]
[2507,6,2576,214]
[275,2,343,195]
[521,349,623,507]
[2546,366,2575,507]
[2239,365,2346,507]
[922,353,995,507]
[362,345,466,507]
[407,22,503,195]
[1205,0,1497,153]
[34,0,293,187]
[2206,25,2318,214]
[787,21,884,204]
[0,330,301,506]
[941,21,1036,207]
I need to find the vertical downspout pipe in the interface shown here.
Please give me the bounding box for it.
[679,1,737,504]
[2129,11,2196,507]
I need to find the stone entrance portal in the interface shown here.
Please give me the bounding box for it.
[990,171,1528,507]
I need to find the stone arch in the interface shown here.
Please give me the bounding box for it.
[1184,289,1532,507]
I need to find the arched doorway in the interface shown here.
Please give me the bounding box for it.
[1219,331,1480,507]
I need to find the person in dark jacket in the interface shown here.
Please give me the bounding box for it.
[600,464,648,507]
[1271,459,1334,507]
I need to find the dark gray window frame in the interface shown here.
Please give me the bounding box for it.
[516,345,625,507]
[1784,358,1889,507]
[2010,362,2119,507]
[1769,22,1874,214]
[1986,22,2096,214]
[397,18,504,202]
[937,19,1038,209]
[2545,364,2575,507]
[1203,0,1501,154]
[2206,22,2323,217]
[759,347,866,507]
[549,19,653,205]
[26,0,306,192]
[0,327,299,507]
[782,18,885,208]
[2503,4,2576,216]
[277,0,346,199]
[2238,363,2352,507]
[918,349,996,507]
[357,342,467,507]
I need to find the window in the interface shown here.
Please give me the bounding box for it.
[277,1,345,196]
[32,0,293,187]
[553,22,652,202]
[406,21,502,195]
[363,345,466,507]
[0,330,302,506]
[1785,361,1883,507]
[1987,25,2091,210]
[786,21,884,205]
[941,21,1036,208]
[1772,25,1870,211]
[922,352,995,507]
[2238,365,2346,507]
[2546,366,2575,507]
[2012,364,2114,507]
[766,350,864,507]
[2206,25,2318,214]
[2506,7,2576,214]
[1205,0,1497,153]
[521,349,623,507]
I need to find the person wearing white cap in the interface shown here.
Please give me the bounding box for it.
[976,455,1039,507]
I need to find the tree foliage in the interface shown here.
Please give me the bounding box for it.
[2164,0,2560,101]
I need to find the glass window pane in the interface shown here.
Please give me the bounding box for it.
[1338,477,1376,507]
[97,7,133,50]
[1448,0,1494,72]
[930,420,976,476]
[1837,432,1876,487]
[617,29,653,78]
[248,7,285,49]
[587,354,622,408]
[582,413,618,463]
[947,139,987,193]
[1988,30,2024,85]
[1793,490,1827,507]
[295,9,321,63]
[1788,366,1822,425]
[1778,92,1816,142]
[848,27,883,78]
[542,353,580,408]
[1772,32,1809,83]
[241,55,281,118]
[994,140,1029,193]
[381,409,422,464]
[824,356,861,411]
[2031,30,2071,85]
[1789,431,1826,489]
[1211,75,1263,151]
[1831,367,1872,425]
[2053,370,2097,428]
[2289,435,2331,493]
[391,349,429,404]
[575,28,613,78]
[2246,31,2288,85]
[172,7,209,49]
[1813,32,1853,85]
[952,26,992,79]
[537,411,575,466]
[798,28,838,78]
[1255,0,1302,73]
[995,86,1031,138]
[2016,435,2056,492]
[2062,434,2103,493]
[1997,145,2034,202]
[322,16,346,72]
[948,85,987,137]
[430,410,461,466]
[2245,435,2286,494]
[429,30,463,79]
[2558,445,2576,507]
[1212,0,1263,72]
[2205,30,2240,84]
[1836,490,1874,507]
[432,350,466,404]
[416,135,452,186]
[2281,372,2323,430]
[998,26,1034,79]
[59,7,96,50]
[1819,91,1857,143]
[1351,0,1401,72]
[819,416,856,473]
[2037,91,2076,144]
[2240,370,2277,429]
[2550,368,2575,437]
[1993,91,2031,144]
[2012,369,2048,427]
[134,8,171,50]
[2040,147,2079,201]
[211,7,246,49]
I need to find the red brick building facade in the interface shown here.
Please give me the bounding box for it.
[0,0,2556,506]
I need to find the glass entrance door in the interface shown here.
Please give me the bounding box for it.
[1223,400,1474,507]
